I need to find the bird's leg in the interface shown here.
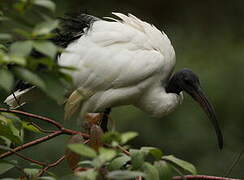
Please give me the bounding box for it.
[100,108,111,132]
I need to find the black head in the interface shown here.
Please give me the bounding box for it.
[166,68,223,149]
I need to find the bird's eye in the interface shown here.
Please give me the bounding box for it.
[183,78,192,84]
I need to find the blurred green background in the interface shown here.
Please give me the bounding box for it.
[1,0,244,178]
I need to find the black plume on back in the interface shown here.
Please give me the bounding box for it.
[52,13,100,48]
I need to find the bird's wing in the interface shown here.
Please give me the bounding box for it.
[60,14,175,88]
[59,13,176,119]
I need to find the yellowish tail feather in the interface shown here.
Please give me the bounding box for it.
[64,88,93,121]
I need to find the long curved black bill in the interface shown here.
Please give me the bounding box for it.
[190,88,223,149]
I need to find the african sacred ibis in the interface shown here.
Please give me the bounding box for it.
[4,13,223,149]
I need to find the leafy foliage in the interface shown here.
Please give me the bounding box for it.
[64,130,197,180]
[0,0,72,102]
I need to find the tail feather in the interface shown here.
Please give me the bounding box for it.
[4,87,43,109]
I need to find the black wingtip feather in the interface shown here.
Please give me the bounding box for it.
[52,13,100,47]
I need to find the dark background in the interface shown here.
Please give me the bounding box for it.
[1,0,244,178]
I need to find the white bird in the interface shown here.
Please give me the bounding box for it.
[4,12,223,149]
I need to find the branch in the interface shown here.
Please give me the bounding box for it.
[225,148,244,177]
[1,108,239,180]
[0,130,63,159]
[37,156,65,177]
[117,145,131,156]
[0,108,89,136]
[0,108,90,159]
[0,129,89,159]
[0,108,63,130]
[173,175,241,180]
[8,149,46,166]
[135,176,143,180]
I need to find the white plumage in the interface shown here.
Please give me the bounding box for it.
[59,13,182,119]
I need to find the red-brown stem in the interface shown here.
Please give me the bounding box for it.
[173,175,241,180]
[0,129,89,159]
[10,150,46,166]
[0,108,90,160]
[117,145,131,156]
[37,156,65,177]
[62,128,89,138]
[136,176,143,180]
[0,108,63,129]
[0,130,63,159]
[0,108,89,137]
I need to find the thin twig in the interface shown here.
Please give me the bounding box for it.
[225,148,244,177]
[173,175,241,180]
[0,130,63,159]
[27,122,55,133]
[0,129,89,159]
[135,176,143,180]
[117,145,131,156]
[0,108,63,130]
[83,139,90,144]
[0,108,89,159]
[171,165,186,180]
[62,128,89,137]
[9,149,46,166]
[37,156,65,177]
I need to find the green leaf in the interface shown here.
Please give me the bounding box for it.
[0,33,12,40]
[10,40,33,57]
[76,169,97,180]
[14,28,32,39]
[0,69,14,92]
[28,57,55,70]
[108,154,131,170]
[98,148,116,162]
[22,121,42,133]
[68,143,97,158]
[10,55,26,65]
[102,131,121,144]
[143,162,160,180]
[0,161,15,175]
[33,41,57,58]
[154,161,173,180]
[13,67,45,89]
[121,132,138,144]
[0,116,22,144]
[1,112,21,122]
[131,150,145,170]
[33,20,59,36]
[141,147,163,160]
[77,160,93,167]
[0,137,11,148]
[92,148,117,168]
[24,168,40,176]
[34,0,56,12]
[1,112,23,134]
[0,44,7,51]
[107,170,145,179]
[0,16,9,21]
[162,155,197,175]
[39,176,56,180]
